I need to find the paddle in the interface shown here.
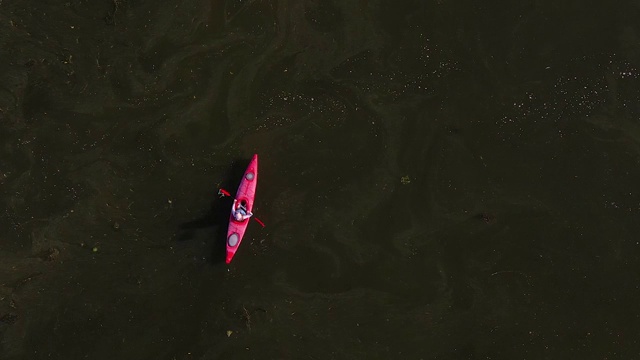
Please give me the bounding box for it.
[218,188,266,228]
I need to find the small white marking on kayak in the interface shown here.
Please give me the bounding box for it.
[228,233,239,247]
[245,172,254,180]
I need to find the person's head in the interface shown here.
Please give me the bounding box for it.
[234,212,243,221]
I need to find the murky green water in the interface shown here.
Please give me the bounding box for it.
[1,1,639,359]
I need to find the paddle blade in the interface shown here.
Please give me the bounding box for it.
[254,217,265,228]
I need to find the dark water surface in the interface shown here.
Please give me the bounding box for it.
[1,0,639,359]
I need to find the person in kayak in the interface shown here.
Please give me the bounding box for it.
[232,199,253,221]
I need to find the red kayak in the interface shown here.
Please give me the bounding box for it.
[226,154,258,264]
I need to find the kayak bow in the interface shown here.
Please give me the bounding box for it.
[225,154,258,264]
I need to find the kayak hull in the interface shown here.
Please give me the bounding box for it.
[225,154,258,264]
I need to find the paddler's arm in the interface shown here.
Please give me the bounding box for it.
[231,200,240,216]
